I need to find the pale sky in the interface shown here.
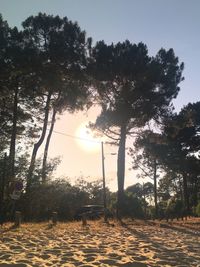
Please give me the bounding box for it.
[1,0,200,190]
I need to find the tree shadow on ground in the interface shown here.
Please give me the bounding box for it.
[121,222,199,266]
[158,222,200,236]
[0,224,19,233]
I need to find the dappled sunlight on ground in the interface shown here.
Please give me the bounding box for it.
[0,218,200,266]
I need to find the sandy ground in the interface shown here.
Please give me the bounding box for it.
[0,218,200,267]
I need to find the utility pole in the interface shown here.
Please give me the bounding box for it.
[0,153,7,225]
[101,141,107,222]
[153,158,158,219]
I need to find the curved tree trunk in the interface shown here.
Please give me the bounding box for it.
[9,82,19,183]
[116,123,127,219]
[41,107,57,183]
[26,91,52,191]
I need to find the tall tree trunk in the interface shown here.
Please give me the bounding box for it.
[193,177,198,206]
[182,173,190,214]
[26,92,52,191]
[178,176,183,203]
[9,82,19,183]
[153,158,158,218]
[0,153,7,225]
[117,123,127,219]
[143,182,147,218]
[41,107,57,183]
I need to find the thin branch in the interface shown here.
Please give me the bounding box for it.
[102,130,120,141]
[107,127,120,136]
[132,158,153,179]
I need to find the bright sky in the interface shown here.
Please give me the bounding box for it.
[1,0,200,190]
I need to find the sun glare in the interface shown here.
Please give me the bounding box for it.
[76,123,101,152]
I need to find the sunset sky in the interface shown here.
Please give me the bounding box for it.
[1,0,200,190]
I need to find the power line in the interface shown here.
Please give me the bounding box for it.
[52,129,101,144]
[26,121,101,144]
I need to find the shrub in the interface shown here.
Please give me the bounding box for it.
[195,202,200,217]
[166,198,184,218]
[121,192,145,218]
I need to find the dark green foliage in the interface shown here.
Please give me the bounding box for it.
[195,202,200,217]
[126,182,154,200]
[130,132,164,217]
[18,178,110,221]
[90,41,184,218]
[165,198,184,219]
[0,15,44,182]
[157,103,200,211]
[22,12,90,107]
[22,180,76,221]
[1,11,200,221]
[131,102,200,215]
[91,41,184,130]
[126,183,143,197]
[22,13,91,186]
[121,192,145,218]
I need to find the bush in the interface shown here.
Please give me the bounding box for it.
[157,201,168,219]
[165,198,184,219]
[120,192,145,218]
[16,178,109,221]
[195,202,200,217]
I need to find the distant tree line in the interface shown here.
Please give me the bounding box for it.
[130,101,200,219]
[0,13,199,222]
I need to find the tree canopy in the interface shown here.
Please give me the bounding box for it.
[89,40,184,217]
[132,102,200,214]
[1,12,200,222]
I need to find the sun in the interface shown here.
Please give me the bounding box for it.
[76,123,101,152]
